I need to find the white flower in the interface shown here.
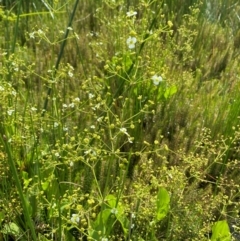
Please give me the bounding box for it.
[54,122,59,128]
[12,90,17,96]
[151,74,163,86]
[128,137,133,143]
[70,214,80,223]
[91,103,100,110]
[97,116,103,122]
[127,10,137,17]
[111,208,118,215]
[7,109,14,116]
[69,161,74,167]
[63,126,68,131]
[120,127,129,137]
[29,32,35,39]
[147,29,153,35]
[89,93,94,99]
[126,36,137,49]
[38,29,43,35]
[84,150,91,155]
[0,86,4,91]
[101,238,108,241]
[68,71,73,77]
[74,97,80,102]
[120,127,128,135]
[69,103,75,108]
[31,107,37,111]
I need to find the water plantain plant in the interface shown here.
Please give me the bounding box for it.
[0,0,240,240]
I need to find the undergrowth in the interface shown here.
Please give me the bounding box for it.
[0,0,240,240]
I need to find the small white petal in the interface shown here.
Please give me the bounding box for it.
[69,103,75,108]
[126,36,137,49]
[151,75,163,86]
[74,97,80,102]
[7,109,14,116]
[71,214,80,223]
[127,11,137,17]
[111,208,118,214]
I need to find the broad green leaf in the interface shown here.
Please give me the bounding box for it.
[90,209,113,240]
[93,208,112,229]
[105,195,129,235]
[105,194,117,208]
[211,220,231,241]
[164,85,177,99]
[156,187,170,221]
[91,195,129,239]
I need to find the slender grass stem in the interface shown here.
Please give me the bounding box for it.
[0,128,37,241]
[42,0,80,116]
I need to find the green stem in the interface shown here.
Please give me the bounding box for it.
[42,0,80,116]
[11,0,22,54]
[0,128,37,241]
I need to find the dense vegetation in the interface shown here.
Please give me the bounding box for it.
[0,0,240,240]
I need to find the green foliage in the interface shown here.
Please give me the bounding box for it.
[156,187,170,222]
[211,220,231,241]
[90,194,129,240]
[0,0,240,240]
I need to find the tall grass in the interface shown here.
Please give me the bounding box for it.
[0,0,240,240]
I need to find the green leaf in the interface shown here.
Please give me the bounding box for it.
[211,220,231,241]
[90,195,129,240]
[41,181,49,191]
[22,171,32,189]
[156,187,170,221]
[106,195,129,235]
[0,211,5,223]
[164,85,177,99]
[24,195,33,217]
[90,209,112,240]
[123,53,133,70]
[105,194,117,208]
[2,222,21,236]
[93,208,112,229]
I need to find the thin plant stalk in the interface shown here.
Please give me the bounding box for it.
[0,128,37,241]
[42,0,80,116]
